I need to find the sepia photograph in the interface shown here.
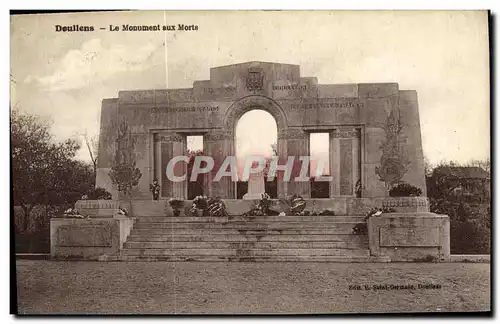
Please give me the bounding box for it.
[10,10,491,315]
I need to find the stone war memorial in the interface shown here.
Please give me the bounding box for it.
[51,61,450,262]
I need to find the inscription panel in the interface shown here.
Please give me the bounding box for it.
[57,225,112,247]
[380,227,440,247]
[339,139,353,195]
[161,142,174,197]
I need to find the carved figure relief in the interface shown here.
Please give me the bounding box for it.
[375,109,410,188]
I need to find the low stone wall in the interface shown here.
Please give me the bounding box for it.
[367,212,450,262]
[222,199,349,216]
[75,197,427,217]
[111,198,391,217]
[50,216,134,260]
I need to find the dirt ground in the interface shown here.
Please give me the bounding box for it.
[15,260,490,314]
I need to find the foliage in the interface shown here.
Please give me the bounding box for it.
[190,195,209,215]
[389,183,422,197]
[289,194,306,215]
[62,208,88,219]
[193,195,208,209]
[11,108,94,232]
[15,228,50,253]
[168,198,185,210]
[429,198,490,253]
[108,122,142,197]
[117,207,128,216]
[426,159,491,254]
[427,160,490,200]
[81,131,99,181]
[352,207,396,235]
[243,193,279,216]
[362,207,396,222]
[87,187,112,200]
[207,197,228,217]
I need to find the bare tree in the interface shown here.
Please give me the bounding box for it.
[424,156,434,177]
[81,131,99,180]
[466,158,490,174]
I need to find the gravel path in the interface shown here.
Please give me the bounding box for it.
[15,261,490,314]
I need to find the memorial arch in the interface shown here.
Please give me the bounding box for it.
[96,61,427,201]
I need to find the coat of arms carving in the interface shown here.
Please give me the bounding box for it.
[246,68,264,92]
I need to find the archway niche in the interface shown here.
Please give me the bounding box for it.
[235,109,278,198]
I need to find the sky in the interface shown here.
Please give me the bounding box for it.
[10,11,490,166]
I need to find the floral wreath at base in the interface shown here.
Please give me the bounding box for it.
[63,208,90,219]
[352,207,396,235]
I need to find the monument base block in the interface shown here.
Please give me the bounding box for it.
[50,216,134,260]
[367,212,450,262]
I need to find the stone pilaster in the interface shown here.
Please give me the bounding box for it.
[279,128,311,198]
[157,133,187,199]
[276,136,288,198]
[204,130,235,198]
[330,128,362,197]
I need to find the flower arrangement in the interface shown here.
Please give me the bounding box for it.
[169,198,185,216]
[87,187,113,200]
[63,208,88,219]
[243,193,280,217]
[389,183,423,197]
[117,207,128,216]
[289,194,306,215]
[169,198,185,209]
[352,207,397,234]
[192,195,208,209]
[207,196,228,217]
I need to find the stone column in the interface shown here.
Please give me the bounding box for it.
[205,130,234,198]
[153,133,161,184]
[330,128,361,197]
[158,133,187,199]
[276,135,288,198]
[282,128,311,198]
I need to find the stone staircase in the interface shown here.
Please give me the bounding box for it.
[103,215,389,262]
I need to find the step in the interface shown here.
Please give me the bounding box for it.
[132,222,361,230]
[128,201,166,217]
[130,228,359,235]
[123,241,367,249]
[126,234,367,243]
[99,254,391,262]
[135,216,366,223]
[121,248,371,257]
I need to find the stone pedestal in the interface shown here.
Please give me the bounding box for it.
[50,216,134,260]
[243,171,266,200]
[367,212,450,262]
